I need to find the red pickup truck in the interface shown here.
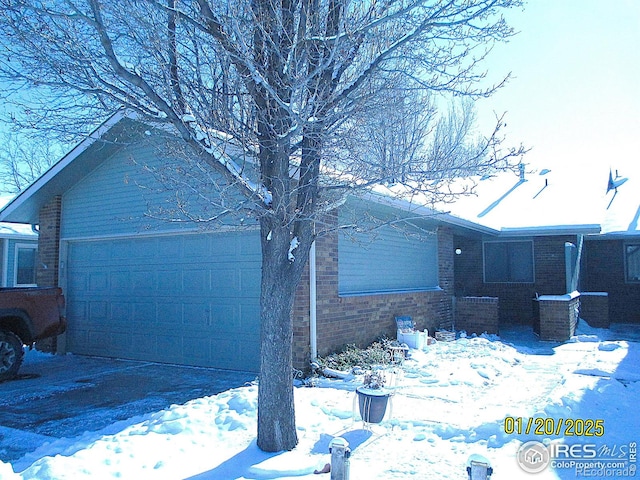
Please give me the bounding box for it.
[0,287,66,381]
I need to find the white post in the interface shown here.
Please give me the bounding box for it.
[466,454,493,479]
[329,437,350,480]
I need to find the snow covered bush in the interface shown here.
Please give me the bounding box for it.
[316,339,393,372]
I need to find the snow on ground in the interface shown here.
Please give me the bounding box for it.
[2,322,639,480]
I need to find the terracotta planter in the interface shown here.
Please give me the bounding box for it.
[356,387,391,423]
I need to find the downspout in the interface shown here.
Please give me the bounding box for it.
[309,237,317,361]
[574,234,584,291]
[565,234,584,294]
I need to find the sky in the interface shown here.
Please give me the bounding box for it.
[2,323,639,479]
[475,0,640,177]
[1,1,638,200]
[4,1,638,163]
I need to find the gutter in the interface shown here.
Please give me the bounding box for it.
[499,224,601,237]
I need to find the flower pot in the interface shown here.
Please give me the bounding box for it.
[356,387,391,423]
[397,329,427,349]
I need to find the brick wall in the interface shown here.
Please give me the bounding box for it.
[538,293,580,341]
[292,253,311,370]
[452,235,482,297]
[455,296,499,335]
[454,234,577,326]
[534,236,571,294]
[583,239,640,324]
[437,227,455,329]
[291,223,454,371]
[579,292,610,328]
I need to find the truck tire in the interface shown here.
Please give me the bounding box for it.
[0,330,24,382]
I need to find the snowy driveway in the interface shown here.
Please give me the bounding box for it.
[0,351,256,464]
[1,324,639,479]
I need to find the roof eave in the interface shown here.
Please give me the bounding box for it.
[361,190,500,236]
[591,230,640,239]
[0,109,133,225]
[498,224,602,237]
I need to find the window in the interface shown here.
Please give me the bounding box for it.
[484,241,534,283]
[625,244,640,282]
[15,244,38,286]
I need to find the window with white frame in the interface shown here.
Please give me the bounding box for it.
[483,240,534,283]
[14,244,38,286]
[625,244,640,282]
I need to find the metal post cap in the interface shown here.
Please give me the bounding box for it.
[329,437,349,450]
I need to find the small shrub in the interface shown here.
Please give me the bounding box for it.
[363,370,386,389]
[317,339,392,371]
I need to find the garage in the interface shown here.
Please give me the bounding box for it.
[63,230,262,372]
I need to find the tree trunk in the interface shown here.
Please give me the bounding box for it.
[256,220,306,452]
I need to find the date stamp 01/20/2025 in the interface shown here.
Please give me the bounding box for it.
[505,416,637,477]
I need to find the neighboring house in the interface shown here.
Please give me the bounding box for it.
[444,160,640,334]
[0,111,484,372]
[0,223,38,288]
[0,197,39,288]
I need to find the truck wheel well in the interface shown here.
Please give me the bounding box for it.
[0,317,32,344]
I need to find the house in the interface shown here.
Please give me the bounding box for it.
[443,158,640,337]
[1,110,632,372]
[0,219,38,288]
[0,196,39,288]
[0,111,488,372]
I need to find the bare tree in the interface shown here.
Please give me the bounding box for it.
[0,0,525,451]
[0,132,60,194]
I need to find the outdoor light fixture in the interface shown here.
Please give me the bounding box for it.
[455,248,462,255]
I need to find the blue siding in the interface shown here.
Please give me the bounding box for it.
[338,208,438,295]
[61,135,256,239]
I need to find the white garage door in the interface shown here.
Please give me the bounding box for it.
[64,231,262,372]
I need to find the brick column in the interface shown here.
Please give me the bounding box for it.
[539,292,580,341]
[437,226,454,329]
[292,256,311,371]
[35,196,62,353]
[36,196,62,287]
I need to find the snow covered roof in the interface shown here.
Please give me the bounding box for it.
[1,108,638,239]
[0,222,37,238]
[0,195,37,239]
[438,157,640,237]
